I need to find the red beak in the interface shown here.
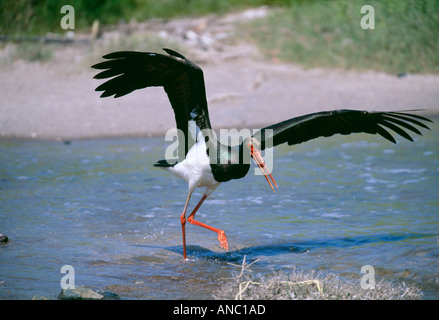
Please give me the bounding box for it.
[250,144,278,192]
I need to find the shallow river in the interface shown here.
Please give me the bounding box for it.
[1,119,438,299]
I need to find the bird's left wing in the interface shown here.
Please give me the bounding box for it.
[252,109,432,149]
[92,49,211,158]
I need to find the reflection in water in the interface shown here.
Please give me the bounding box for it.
[159,232,437,263]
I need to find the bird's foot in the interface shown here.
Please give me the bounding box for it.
[218,231,228,251]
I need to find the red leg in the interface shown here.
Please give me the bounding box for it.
[180,193,191,260]
[187,194,229,251]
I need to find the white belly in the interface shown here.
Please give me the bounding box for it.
[164,137,220,195]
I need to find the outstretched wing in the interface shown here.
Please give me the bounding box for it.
[252,109,432,149]
[92,48,211,158]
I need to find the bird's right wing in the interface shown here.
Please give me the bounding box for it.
[252,109,432,150]
[92,49,211,158]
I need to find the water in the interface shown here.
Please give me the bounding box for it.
[1,120,438,300]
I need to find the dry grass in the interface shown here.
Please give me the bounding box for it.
[213,256,422,300]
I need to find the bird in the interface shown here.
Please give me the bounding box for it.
[92,48,432,260]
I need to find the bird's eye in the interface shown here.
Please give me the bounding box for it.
[190,111,198,119]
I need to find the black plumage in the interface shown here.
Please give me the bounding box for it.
[92,49,211,157]
[253,109,432,149]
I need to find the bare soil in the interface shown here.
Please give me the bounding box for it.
[1,7,438,140]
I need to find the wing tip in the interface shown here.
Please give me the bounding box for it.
[99,91,113,98]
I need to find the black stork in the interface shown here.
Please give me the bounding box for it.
[92,48,432,259]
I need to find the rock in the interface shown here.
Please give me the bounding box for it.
[0,233,8,244]
[59,286,104,300]
[99,291,120,300]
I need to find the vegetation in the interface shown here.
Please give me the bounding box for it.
[1,0,438,73]
[240,0,439,74]
[0,0,288,35]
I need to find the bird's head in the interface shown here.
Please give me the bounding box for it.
[245,137,278,192]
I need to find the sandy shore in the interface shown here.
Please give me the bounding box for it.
[1,10,439,141]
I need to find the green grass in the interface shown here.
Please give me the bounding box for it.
[2,0,438,73]
[240,0,439,74]
[0,0,288,35]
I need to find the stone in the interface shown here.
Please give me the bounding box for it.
[59,286,104,300]
[0,233,8,244]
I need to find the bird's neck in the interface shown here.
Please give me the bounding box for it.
[207,140,250,182]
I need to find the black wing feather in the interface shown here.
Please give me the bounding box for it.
[92,49,211,158]
[253,109,432,150]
